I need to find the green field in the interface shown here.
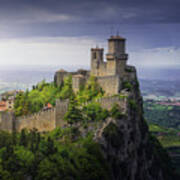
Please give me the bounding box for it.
[144,100,180,129]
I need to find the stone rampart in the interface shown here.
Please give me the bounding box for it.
[95,96,127,111]
[0,95,127,132]
[16,108,56,132]
[55,99,69,127]
[0,112,14,132]
[83,95,127,113]
[97,75,120,95]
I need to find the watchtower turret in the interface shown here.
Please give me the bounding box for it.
[105,35,128,76]
[106,35,128,61]
[91,47,104,76]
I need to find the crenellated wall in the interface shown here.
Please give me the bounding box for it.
[0,99,69,132]
[95,96,127,112]
[55,99,69,127]
[0,112,15,132]
[15,108,56,132]
[0,95,128,132]
[97,75,121,95]
[0,67,135,133]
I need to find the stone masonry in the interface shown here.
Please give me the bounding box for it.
[0,35,137,132]
[54,35,136,95]
[0,96,127,132]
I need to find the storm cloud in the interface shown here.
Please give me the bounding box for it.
[0,0,180,38]
[0,0,180,67]
[1,0,180,24]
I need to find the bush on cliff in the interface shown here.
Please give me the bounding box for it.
[83,102,109,122]
[110,104,126,119]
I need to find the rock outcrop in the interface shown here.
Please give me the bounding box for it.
[93,76,176,180]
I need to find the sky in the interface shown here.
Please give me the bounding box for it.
[0,0,180,69]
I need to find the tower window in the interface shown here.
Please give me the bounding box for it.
[93,52,96,59]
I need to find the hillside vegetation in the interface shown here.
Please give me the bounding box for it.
[0,75,177,180]
[14,76,104,117]
[0,128,111,180]
[144,101,180,129]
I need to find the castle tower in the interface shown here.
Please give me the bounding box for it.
[106,35,128,75]
[91,47,104,76]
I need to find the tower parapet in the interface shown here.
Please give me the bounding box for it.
[54,35,135,95]
[91,47,105,76]
[106,35,128,61]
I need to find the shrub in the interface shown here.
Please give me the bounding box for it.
[128,99,137,110]
[83,102,109,122]
[76,76,104,104]
[110,104,126,119]
[122,81,132,91]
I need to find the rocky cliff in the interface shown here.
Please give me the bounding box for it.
[92,76,177,180]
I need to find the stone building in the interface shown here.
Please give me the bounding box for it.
[54,35,136,95]
[0,35,137,132]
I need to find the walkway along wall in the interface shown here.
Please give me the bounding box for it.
[0,96,127,132]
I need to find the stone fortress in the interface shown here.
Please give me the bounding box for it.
[55,35,136,95]
[0,35,137,132]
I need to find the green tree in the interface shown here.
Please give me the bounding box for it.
[59,75,73,99]
[83,102,109,122]
[77,76,104,103]
[20,129,27,147]
[64,97,83,126]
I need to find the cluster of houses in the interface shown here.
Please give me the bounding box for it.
[0,90,21,112]
[0,90,53,112]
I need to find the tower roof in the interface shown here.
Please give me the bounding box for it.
[57,69,67,73]
[108,35,126,41]
[91,48,104,51]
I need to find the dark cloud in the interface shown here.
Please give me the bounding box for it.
[0,0,180,24]
[0,0,180,40]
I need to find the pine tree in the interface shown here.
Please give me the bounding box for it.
[20,129,27,147]
[64,97,83,126]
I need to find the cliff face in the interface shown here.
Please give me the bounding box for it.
[93,76,175,180]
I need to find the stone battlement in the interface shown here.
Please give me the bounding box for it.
[95,96,127,111]
[0,35,137,132]
[54,35,136,95]
[16,108,56,121]
[0,99,69,132]
[0,94,129,132]
[82,95,128,114]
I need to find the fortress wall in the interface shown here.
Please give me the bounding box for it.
[124,66,137,81]
[95,96,127,111]
[98,62,107,76]
[55,99,69,127]
[97,76,120,95]
[91,61,107,77]
[116,60,127,76]
[0,112,14,132]
[15,108,56,132]
[106,60,116,76]
[0,96,127,133]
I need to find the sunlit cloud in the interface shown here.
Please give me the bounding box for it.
[0,37,101,66]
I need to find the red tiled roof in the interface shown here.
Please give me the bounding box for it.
[0,101,7,111]
[47,103,52,108]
